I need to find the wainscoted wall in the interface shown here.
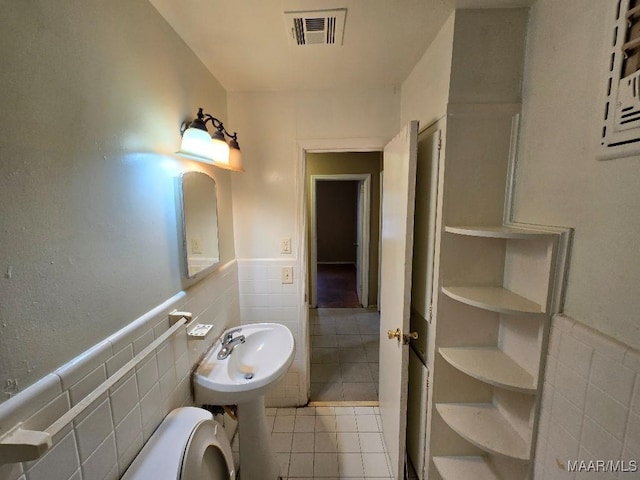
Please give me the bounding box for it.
[535,314,640,479]
[0,261,239,480]
[237,259,306,407]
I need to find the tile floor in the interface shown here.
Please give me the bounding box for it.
[310,308,380,402]
[232,405,394,479]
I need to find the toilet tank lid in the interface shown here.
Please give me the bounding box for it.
[122,407,214,479]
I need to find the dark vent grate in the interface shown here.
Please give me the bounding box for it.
[293,18,305,45]
[327,17,336,44]
[305,18,325,31]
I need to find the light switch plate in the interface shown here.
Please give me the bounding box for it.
[281,266,293,284]
[280,237,291,254]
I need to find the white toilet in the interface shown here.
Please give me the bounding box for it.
[122,407,236,480]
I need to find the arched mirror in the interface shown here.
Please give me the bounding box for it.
[180,171,220,277]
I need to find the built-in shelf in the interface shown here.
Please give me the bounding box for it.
[445,225,554,240]
[436,403,531,461]
[439,347,536,393]
[433,456,500,480]
[442,286,545,315]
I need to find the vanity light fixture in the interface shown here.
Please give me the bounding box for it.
[177,107,244,172]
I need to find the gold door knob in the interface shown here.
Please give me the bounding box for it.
[387,329,419,344]
[388,328,401,340]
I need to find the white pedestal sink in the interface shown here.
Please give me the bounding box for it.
[194,323,295,480]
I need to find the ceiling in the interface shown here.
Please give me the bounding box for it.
[149,0,534,93]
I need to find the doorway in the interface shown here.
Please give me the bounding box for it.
[305,151,382,402]
[310,175,371,308]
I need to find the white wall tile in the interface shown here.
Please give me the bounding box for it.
[558,335,593,378]
[68,365,107,407]
[0,374,62,437]
[536,315,640,477]
[589,353,635,406]
[625,411,640,458]
[114,405,142,460]
[0,263,239,474]
[554,363,589,410]
[55,340,112,391]
[581,417,623,462]
[632,375,640,415]
[105,344,133,377]
[24,432,79,480]
[572,323,627,363]
[80,433,117,480]
[135,355,158,399]
[109,373,138,426]
[0,462,24,480]
[74,398,113,462]
[22,393,71,443]
[585,385,628,441]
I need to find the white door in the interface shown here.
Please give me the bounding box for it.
[378,121,419,478]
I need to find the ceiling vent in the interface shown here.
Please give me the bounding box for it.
[284,8,347,46]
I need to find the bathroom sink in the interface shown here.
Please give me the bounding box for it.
[194,323,295,405]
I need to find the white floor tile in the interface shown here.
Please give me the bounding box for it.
[338,452,365,477]
[335,415,358,432]
[358,433,384,452]
[291,432,315,453]
[276,452,290,477]
[294,415,316,432]
[334,406,355,416]
[337,432,360,453]
[314,452,339,477]
[273,415,295,433]
[315,432,338,452]
[271,432,294,452]
[277,407,297,416]
[289,453,314,477]
[296,406,316,416]
[316,415,337,432]
[356,415,379,433]
[315,406,335,416]
[362,452,390,477]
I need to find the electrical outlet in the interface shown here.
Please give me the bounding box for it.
[280,237,291,254]
[191,238,202,254]
[281,266,293,284]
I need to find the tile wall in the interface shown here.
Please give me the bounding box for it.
[535,314,640,479]
[237,259,306,407]
[0,261,240,480]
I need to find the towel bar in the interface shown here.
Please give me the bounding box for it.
[0,311,192,465]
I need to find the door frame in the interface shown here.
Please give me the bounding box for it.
[310,174,371,308]
[295,138,387,400]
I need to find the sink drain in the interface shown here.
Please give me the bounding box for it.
[244,373,254,380]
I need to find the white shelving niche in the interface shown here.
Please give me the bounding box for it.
[432,223,571,479]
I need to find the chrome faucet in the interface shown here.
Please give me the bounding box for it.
[217,328,245,360]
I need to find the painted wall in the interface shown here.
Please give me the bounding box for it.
[306,152,383,307]
[400,12,455,129]
[228,88,399,260]
[316,181,359,263]
[515,1,640,475]
[0,0,236,399]
[514,0,640,350]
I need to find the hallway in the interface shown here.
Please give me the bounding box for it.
[310,308,380,402]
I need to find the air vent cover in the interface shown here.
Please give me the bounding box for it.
[600,0,640,159]
[284,8,347,46]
